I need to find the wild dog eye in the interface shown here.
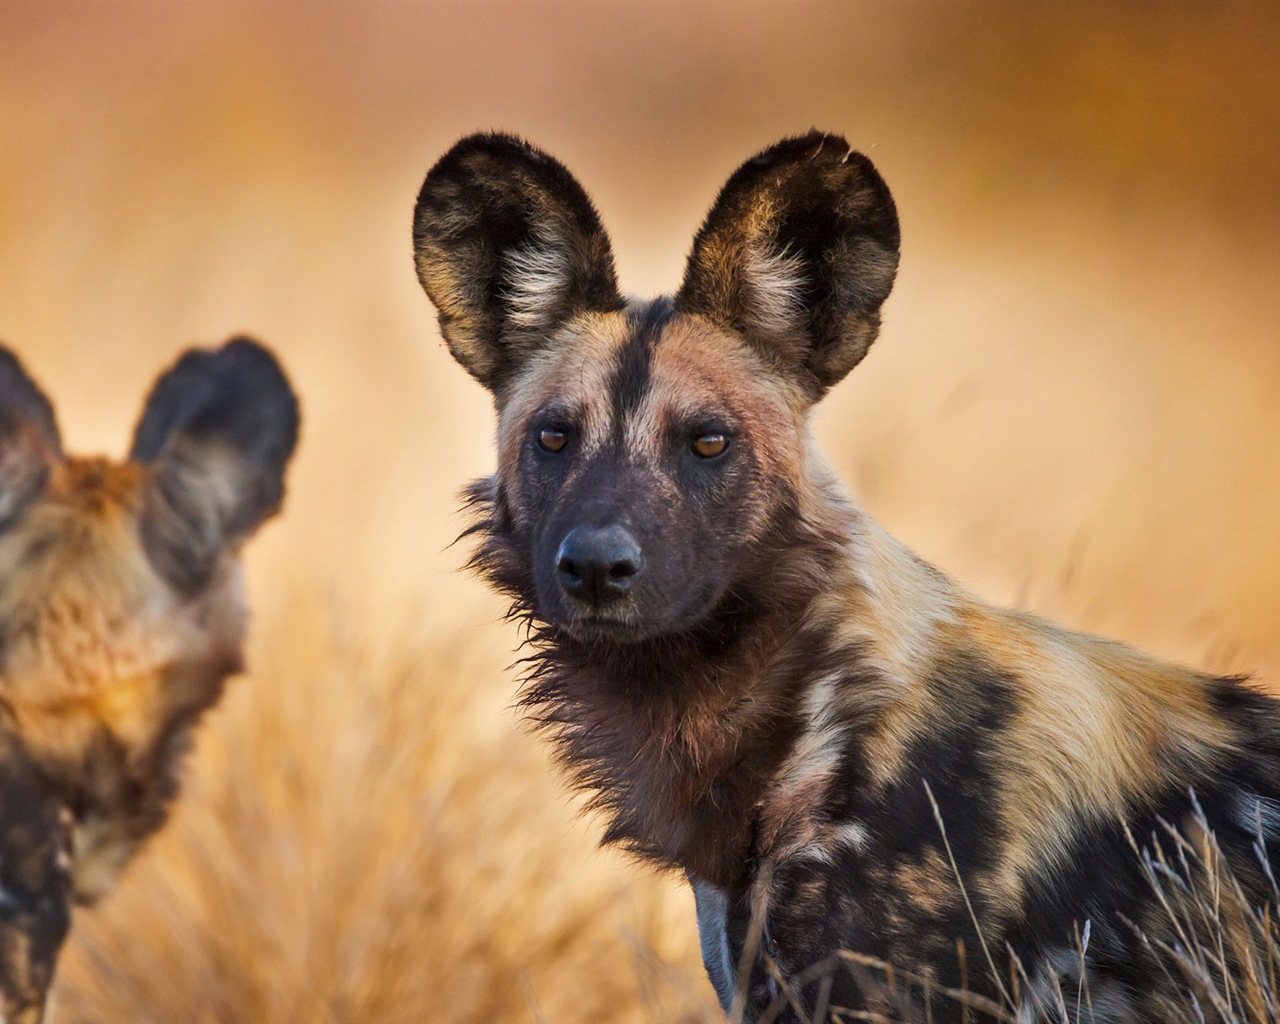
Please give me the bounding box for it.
[537,428,568,453]
[691,433,729,459]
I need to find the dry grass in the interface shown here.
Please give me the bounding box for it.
[1122,803,1280,1024]
[0,3,1275,1021]
[52,592,716,1023]
[733,797,1280,1023]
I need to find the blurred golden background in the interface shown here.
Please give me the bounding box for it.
[1,2,1278,1020]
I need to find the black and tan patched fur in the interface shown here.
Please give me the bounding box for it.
[415,131,1280,1022]
[0,339,298,1023]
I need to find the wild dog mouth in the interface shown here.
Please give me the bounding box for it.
[555,610,646,644]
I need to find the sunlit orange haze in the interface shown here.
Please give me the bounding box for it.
[1,3,1278,1020]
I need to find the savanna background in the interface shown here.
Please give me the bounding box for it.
[2,3,1279,1021]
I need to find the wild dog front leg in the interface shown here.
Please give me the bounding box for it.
[688,874,788,1023]
[690,875,736,1012]
[0,751,72,1024]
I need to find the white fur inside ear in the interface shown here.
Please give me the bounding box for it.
[743,244,806,336]
[505,237,573,330]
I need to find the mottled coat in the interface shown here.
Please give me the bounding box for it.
[414,131,1280,1022]
[0,340,298,1022]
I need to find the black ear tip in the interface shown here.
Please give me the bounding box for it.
[207,336,296,397]
[218,336,294,388]
[415,132,542,243]
[0,345,38,390]
[419,131,547,194]
[801,130,853,159]
[458,130,545,160]
[130,337,300,466]
[839,150,900,247]
[749,131,853,169]
[220,335,270,357]
[216,335,301,452]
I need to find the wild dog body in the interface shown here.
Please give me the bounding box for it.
[415,133,1280,1021]
[0,340,298,1022]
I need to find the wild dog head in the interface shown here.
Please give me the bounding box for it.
[414,132,898,643]
[0,338,297,1020]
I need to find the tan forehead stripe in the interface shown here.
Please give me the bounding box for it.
[634,316,806,473]
[496,306,808,492]
[496,310,633,470]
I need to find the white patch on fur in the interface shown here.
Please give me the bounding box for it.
[504,238,573,330]
[767,671,850,862]
[71,816,132,902]
[1236,792,1280,837]
[742,244,805,337]
[794,820,870,866]
[783,671,846,788]
[832,820,870,852]
[791,844,834,866]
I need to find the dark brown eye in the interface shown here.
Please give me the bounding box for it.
[692,433,729,459]
[537,428,568,453]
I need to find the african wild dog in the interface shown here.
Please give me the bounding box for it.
[0,338,298,1022]
[412,132,1280,1021]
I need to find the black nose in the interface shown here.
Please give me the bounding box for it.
[556,526,643,606]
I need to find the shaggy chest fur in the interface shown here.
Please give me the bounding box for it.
[522,592,815,888]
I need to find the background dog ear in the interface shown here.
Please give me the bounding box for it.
[0,347,63,531]
[413,132,624,392]
[676,131,900,399]
[130,338,300,594]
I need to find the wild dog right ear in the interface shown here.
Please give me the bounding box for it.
[413,132,624,391]
[130,338,300,594]
[0,348,62,531]
[676,132,900,400]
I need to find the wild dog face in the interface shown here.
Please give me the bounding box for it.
[415,132,899,642]
[0,339,297,1021]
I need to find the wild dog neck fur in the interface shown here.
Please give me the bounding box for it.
[462,414,854,889]
[0,340,298,1023]
[417,132,1280,1021]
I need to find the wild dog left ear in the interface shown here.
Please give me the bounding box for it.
[676,131,900,399]
[0,347,63,531]
[130,338,300,594]
[413,132,624,392]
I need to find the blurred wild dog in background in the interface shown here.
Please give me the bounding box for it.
[0,339,298,1022]
[414,131,1280,1022]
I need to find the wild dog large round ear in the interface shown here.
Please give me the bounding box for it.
[0,347,63,531]
[129,338,300,595]
[675,131,901,400]
[412,132,625,393]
